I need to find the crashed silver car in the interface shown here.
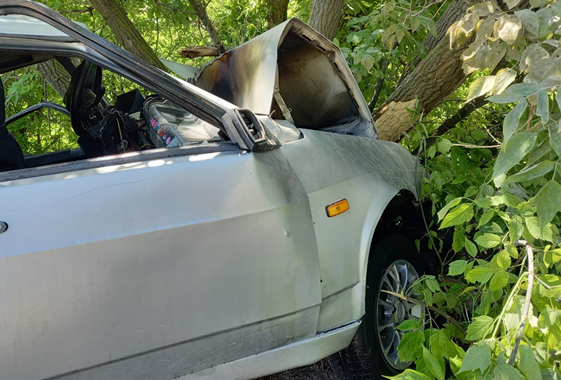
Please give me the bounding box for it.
[0,2,428,380]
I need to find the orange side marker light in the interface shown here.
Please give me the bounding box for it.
[326,199,349,218]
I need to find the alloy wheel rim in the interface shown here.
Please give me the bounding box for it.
[375,259,422,370]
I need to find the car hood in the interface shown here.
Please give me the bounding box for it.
[195,18,376,138]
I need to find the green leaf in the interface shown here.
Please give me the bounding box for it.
[492,68,517,95]
[467,76,497,101]
[532,180,561,226]
[540,306,561,327]
[504,83,540,96]
[422,346,445,380]
[453,227,466,252]
[493,132,538,182]
[543,249,561,268]
[387,369,433,380]
[505,0,521,8]
[438,138,452,154]
[489,270,509,291]
[425,276,441,292]
[475,233,502,248]
[509,217,525,243]
[519,345,542,380]
[397,319,420,331]
[440,203,474,229]
[496,250,511,269]
[466,315,494,340]
[478,209,495,227]
[429,330,453,359]
[504,296,524,330]
[506,244,519,258]
[514,9,539,37]
[397,330,425,362]
[437,198,462,221]
[458,345,491,373]
[449,260,468,276]
[505,161,555,183]
[527,136,552,166]
[449,356,464,377]
[465,239,478,257]
[502,101,527,144]
[536,89,550,125]
[525,216,553,241]
[488,93,525,104]
[493,364,524,380]
[539,75,561,89]
[465,266,494,284]
[549,120,561,158]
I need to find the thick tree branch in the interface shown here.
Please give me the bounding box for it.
[374,34,473,141]
[181,45,224,59]
[396,0,477,89]
[187,0,222,47]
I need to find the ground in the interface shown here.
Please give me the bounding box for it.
[257,355,348,380]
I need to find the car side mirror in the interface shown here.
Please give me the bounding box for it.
[221,108,280,152]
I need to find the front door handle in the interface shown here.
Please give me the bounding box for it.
[0,221,8,234]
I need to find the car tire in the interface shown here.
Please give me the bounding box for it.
[343,233,424,380]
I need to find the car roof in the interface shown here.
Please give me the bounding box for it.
[0,14,86,41]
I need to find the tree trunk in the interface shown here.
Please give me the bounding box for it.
[374,34,472,141]
[187,0,223,46]
[36,60,72,98]
[376,0,533,142]
[308,0,345,40]
[396,0,477,90]
[264,0,290,29]
[89,0,167,71]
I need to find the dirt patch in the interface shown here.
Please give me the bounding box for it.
[256,354,348,380]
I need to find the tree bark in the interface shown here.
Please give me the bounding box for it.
[376,0,533,142]
[396,0,477,89]
[187,0,223,46]
[374,34,472,141]
[36,60,72,98]
[424,0,475,53]
[89,0,167,71]
[308,0,345,40]
[264,0,290,29]
[181,45,222,58]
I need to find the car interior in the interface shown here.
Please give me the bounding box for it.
[0,56,222,173]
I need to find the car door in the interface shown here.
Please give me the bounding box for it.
[0,147,321,380]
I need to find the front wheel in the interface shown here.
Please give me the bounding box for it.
[344,234,424,379]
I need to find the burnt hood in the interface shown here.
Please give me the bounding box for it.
[195,18,376,138]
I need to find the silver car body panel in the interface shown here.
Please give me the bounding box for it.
[0,149,322,380]
[179,320,361,380]
[280,129,423,331]
[0,3,424,379]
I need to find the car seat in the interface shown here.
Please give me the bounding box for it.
[0,80,25,172]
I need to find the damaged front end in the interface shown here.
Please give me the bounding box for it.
[195,18,376,139]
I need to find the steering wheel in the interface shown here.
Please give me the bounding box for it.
[67,61,108,157]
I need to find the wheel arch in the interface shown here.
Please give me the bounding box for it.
[358,189,426,288]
